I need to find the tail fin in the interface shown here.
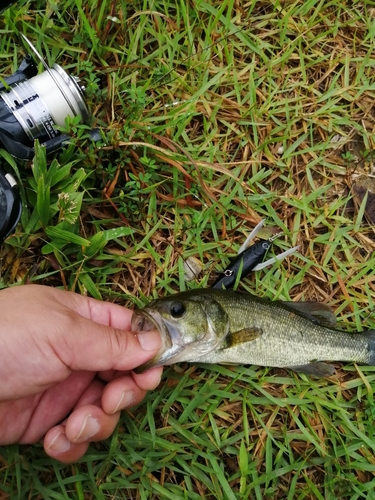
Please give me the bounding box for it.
[364,331,375,366]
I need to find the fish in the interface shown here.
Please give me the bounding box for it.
[131,288,375,376]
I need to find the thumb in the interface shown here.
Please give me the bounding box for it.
[54,314,161,373]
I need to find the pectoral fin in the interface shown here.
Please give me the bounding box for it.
[289,361,336,377]
[224,327,263,348]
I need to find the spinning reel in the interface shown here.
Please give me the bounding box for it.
[0,34,94,160]
[0,34,98,243]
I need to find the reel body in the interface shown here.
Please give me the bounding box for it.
[0,170,21,242]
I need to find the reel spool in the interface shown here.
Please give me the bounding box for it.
[0,34,97,160]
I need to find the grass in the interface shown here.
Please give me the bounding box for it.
[1,0,375,497]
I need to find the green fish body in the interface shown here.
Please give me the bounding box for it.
[131,289,375,376]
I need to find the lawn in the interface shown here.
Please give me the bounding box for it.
[1,0,375,498]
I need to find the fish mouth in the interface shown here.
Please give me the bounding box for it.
[131,311,161,334]
[131,309,171,346]
[132,309,184,373]
[132,309,186,347]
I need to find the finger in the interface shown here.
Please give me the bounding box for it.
[64,404,120,443]
[2,285,134,331]
[101,374,148,414]
[18,371,95,444]
[44,378,110,462]
[56,322,161,373]
[132,367,163,391]
[97,369,117,382]
[101,368,163,415]
[0,396,41,445]
[74,378,104,407]
[44,425,89,463]
[97,367,163,386]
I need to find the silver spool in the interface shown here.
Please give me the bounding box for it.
[1,78,58,141]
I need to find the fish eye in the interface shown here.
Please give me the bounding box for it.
[170,301,186,318]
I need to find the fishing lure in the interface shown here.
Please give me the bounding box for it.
[212,220,298,289]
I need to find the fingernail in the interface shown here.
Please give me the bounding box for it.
[74,415,100,442]
[48,432,71,453]
[136,330,161,351]
[112,391,136,414]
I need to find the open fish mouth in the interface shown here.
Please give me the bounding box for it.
[131,308,188,372]
[132,309,186,347]
[131,313,158,333]
[131,309,174,352]
[131,310,170,342]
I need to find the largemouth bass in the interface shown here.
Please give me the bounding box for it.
[131,289,375,376]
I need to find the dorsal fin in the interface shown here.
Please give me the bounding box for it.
[282,301,336,328]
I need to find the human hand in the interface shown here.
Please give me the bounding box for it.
[0,284,162,462]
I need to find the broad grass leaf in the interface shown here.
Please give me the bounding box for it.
[83,231,107,258]
[78,273,102,300]
[36,174,51,227]
[32,140,47,180]
[45,225,90,246]
[102,227,134,240]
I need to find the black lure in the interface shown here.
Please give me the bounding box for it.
[211,239,271,289]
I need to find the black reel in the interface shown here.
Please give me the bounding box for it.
[0,169,21,243]
[0,0,17,14]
